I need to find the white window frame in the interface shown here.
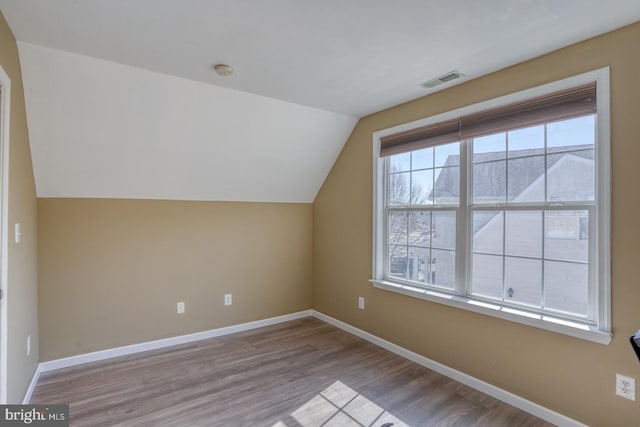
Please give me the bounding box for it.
[372,68,611,345]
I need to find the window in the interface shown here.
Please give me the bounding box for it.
[372,69,611,344]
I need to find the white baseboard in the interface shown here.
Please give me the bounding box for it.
[311,310,587,427]
[25,308,585,426]
[22,364,41,404]
[37,310,312,374]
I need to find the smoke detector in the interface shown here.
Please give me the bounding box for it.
[422,70,465,88]
[213,64,234,77]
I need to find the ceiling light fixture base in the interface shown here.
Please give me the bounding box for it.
[214,64,234,77]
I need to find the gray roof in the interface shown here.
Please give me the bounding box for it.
[431,146,594,201]
[430,146,594,231]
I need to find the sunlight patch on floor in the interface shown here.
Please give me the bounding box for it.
[273,380,409,427]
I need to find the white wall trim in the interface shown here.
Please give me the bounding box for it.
[37,310,312,375]
[311,310,588,427]
[0,64,11,405]
[22,364,40,404]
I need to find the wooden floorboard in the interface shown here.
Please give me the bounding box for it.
[31,318,556,427]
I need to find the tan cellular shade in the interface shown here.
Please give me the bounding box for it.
[379,119,460,156]
[379,82,596,157]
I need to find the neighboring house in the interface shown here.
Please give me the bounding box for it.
[394,144,594,315]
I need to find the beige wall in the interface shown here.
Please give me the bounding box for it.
[0,12,39,403]
[313,22,640,427]
[38,198,312,361]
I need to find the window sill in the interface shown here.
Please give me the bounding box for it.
[370,279,612,345]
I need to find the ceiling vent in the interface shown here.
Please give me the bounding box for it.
[422,70,465,88]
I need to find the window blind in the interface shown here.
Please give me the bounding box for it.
[379,119,460,157]
[379,82,596,157]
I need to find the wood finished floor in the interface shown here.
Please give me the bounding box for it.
[31,318,556,427]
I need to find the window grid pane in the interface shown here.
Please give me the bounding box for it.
[386,141,460,288]
[384,110,597,323]
[387,209,456,289]
[471,208,590,314]
[471,115,596,206]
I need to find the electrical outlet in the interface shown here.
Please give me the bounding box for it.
[358,296,365,310]
[616,374,636,401]
[177,301,185,314]
[224,294,232,306]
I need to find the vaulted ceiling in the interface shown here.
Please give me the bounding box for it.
[1,1,639,202]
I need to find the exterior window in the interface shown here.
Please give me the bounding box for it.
[387,143,459,289]
[468,116,594,317]
[373,69,611,343]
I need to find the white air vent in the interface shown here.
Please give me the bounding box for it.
[422,70,465,88]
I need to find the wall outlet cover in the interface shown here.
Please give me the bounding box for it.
[616,373,636,401]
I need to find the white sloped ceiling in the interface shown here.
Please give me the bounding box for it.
[19,43,357,202]
[6,0,640,202]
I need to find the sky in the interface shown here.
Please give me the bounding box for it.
[390,114,595,177]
